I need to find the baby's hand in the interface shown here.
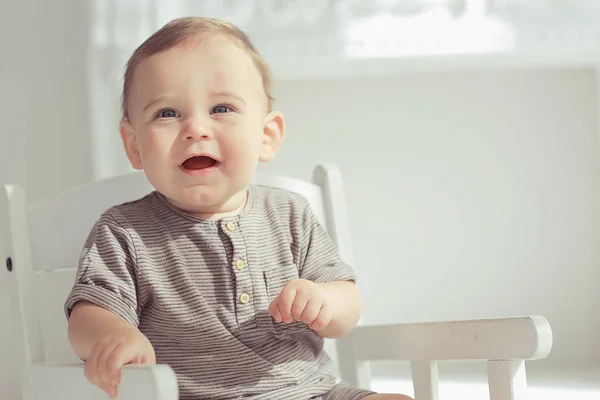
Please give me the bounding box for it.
[268,279,333,331]
[83,326,156,399]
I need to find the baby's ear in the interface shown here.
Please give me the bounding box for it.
[119,119,143,170]
[259,110,285,163]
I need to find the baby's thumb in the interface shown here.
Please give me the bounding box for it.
[138,351,156,365]
[110,346,150,383]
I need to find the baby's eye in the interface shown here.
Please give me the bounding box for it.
[211,105,233,114]
[157,109,180,118]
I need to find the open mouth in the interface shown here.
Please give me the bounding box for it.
[182,155,218,170]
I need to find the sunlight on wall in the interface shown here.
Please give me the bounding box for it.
[344,3,517,58]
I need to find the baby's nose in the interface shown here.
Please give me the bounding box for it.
[183,122,213,140]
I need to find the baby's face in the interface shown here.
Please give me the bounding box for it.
[121,36,283,215]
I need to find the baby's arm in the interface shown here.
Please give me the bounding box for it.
[68,300,149,360]
[275,198,365,338]
[314,280,361,338]
[69,301,155,399]
[65,211,154,399]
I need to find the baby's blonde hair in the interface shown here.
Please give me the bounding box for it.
[121,16,274,119]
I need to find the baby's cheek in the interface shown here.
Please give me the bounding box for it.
[229,140,260,165]
[140,135,166,155]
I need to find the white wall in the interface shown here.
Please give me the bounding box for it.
[0,2,94,399]
[266,68,600,371]
[0,0,93,202]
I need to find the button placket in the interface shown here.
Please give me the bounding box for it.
[222,219,255,328]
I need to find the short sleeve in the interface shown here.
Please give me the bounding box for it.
[298,202,357,283]
[64,211,141,327]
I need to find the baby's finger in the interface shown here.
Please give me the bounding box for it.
[300,299,321,325]
[83,359,102,390]
[290,292,310,321]
[105,343,142,399]
[309,304,333,332]
[277,286,296,323]
[95,341,121,397]
[268,298,283,323]
[106,343,130,387]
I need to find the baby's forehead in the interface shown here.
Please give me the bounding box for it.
[144,38,259,81]
[137,42,259,85]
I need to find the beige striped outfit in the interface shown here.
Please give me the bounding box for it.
[64,185,375,400]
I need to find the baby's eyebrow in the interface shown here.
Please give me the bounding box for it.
[143,95,176,112]
[142,92,247,112]
[211,91,246,105]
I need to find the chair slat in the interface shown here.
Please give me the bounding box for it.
[411,361,439,400]
[487,360,528,400]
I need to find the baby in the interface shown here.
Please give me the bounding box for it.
[64,16,412,400]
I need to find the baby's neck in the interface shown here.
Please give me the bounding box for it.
[169,188,249,221]
[194,194,248,220]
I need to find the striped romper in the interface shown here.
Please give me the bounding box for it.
[64,184,376,400]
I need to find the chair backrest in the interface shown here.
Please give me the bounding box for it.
[0,164,354,396]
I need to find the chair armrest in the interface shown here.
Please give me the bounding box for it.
[30,363,178,400]
[347,315,552,361]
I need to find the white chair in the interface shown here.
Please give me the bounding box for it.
[0,164,553,400]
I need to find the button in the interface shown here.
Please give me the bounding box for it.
[239,293,250,304]
[235,259,245,270]
[226,222,235,232]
